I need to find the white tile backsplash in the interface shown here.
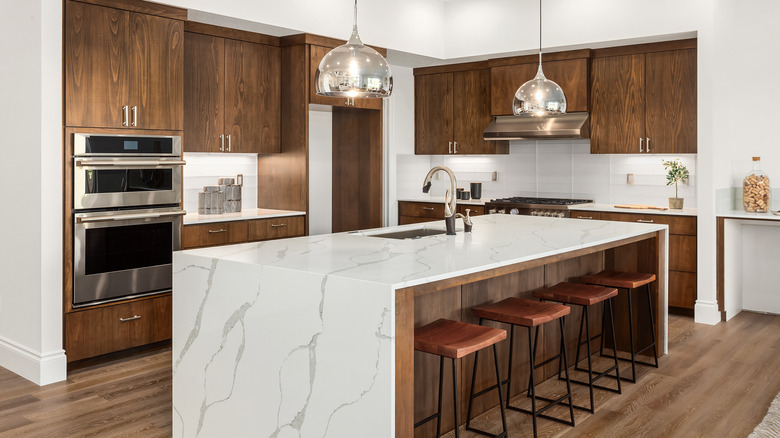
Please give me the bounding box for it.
[182,153,258,213]
[396,140,698,207]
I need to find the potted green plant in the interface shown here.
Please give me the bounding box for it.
[662,159,690,209]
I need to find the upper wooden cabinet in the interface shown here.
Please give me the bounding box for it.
[489,50,590,116]
[184,26,281,154]
[414,64,509,155]
[590,40,696,154]
[309,45,383,110]
[65,1,183,130]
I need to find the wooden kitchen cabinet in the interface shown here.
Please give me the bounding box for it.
[65,0,183,130]
[182,215,306,249]
[398,201,484,226]
[309,45,382,110]
[65,294,172,362]
[590,40,696,154]
[574,209,697,313]
[489,51,590,116]
[414,64,509,155]
[184,27,281,153]
[247,216,305,241]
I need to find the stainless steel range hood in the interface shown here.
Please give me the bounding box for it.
[483,112,590,140]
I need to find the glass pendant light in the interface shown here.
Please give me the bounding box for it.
[315,0,392,99]
[512,0,566,116]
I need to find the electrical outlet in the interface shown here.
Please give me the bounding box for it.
[627,173,634,185]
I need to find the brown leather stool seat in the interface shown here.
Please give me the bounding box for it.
[470,298,575,438]
[579,270,659,383]
[533,282,622,413]
[414,319,508,437]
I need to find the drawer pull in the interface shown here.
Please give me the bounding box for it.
[120,315,141,322]
[270,223,287,228]
[422,207,435,211]
[637,219,655,223]
[208,228,227,234]
[576,216,593,219]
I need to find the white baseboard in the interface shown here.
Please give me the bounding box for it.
[694,300,722,325]
[0,336,66,386]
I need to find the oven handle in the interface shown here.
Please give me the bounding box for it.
[75,159,187,167]
[76,210,186,223]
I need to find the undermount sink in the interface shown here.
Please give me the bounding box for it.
[365,228,447,240]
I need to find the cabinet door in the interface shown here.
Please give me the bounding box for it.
[65,1,130,128]
[669,271,696,310]
[225,40,281,153]
[184,32,224,152]
[490,58,589,116]
[415,73,453,155]
[181,221,248,249]
[452,69,494,154]
[128,12,183,130]
[246,216,305,241]
[645,49,697,153]
[590,55,646,154]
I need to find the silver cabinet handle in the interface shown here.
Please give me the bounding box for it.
[454,141,458,154]
[227,135,231,152]
[220,134,225,152]
[639,137,643,153]
[131,106,137,127]
[637,219,654,223]
[208,228,227,233]
[576,216,593,219]
[270,223,287,228]
[122,105,129,127]
[120,315,141,322]
[76,210,186,223]
[75,159,186,167]
[646,137,650,153]
[422,207,435,211]
[449,141,453,154]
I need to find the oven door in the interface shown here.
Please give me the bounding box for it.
[74,157,184,209]
[73,207,184,307]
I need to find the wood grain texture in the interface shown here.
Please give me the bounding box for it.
[645,49,697,153]
[181,220,248,249]
[471,298,571,328]
[452,69,497,154]
[65,294,171,362]
[569,210,602,220]
[668,271,696,310]
[129,12,183,130]
[532,282,618,306]
[590,54,646,154]
[413,60,489,76]
[599,212,696,236]
[65,1,129,128]
[395,288,414,438]
[279,33,387,57]
[592,38,697,58]
[414,72,453,155]
[246,216,305,241]
[183,21,280,46]
[73,0,186,20]
[183,31,224,152]
[580,270,656,289]
[224,39,281,153]
[488,49,592,67]
[414,319,506,359]
[669,234,697,272]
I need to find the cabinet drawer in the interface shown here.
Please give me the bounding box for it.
[182,221,248,249]
[669,271,696,310]
[670,235,697,272]
[247,216,305,241]
[570,210,601,220]
[457,205,485,216]
[65,294,172,362]
[599,212,696,235]
[398,202,445,219]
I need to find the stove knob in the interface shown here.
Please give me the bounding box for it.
[509,208,520,215]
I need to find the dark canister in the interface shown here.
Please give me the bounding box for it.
[461,191,470,200]
[470,182,482,200]
[456,187,464,199]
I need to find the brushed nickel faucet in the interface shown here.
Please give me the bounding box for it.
[422,165,472,235]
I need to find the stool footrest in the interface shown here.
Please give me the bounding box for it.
[465,425,507,438]
[413,412,439,429]
[600,352,658,368]
[565,377,622,394]
[573,363,620,384]
[470,380,507,400]
[508,396,576,427]
[533,354,561,370]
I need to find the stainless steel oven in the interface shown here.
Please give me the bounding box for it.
[73,133,184,210]
[73,207,184,307]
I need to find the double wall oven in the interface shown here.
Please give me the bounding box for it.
[72,133,185,307]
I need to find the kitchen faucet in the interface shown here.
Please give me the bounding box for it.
[422,165,472,235]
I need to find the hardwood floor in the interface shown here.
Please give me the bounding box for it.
[0,312,777,437]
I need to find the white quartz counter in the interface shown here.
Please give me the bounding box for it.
[397,196,487,206]
[172,215,667,437]
[717,209,780,221]
[183,208,305,225]
[572,203,698,217]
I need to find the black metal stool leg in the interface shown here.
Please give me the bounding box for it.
[505,324,515,407]
[627,287,637,383]
[527,326,538,438]
[452,358,460,438]
[646,284,659,368]
[466,348,480,430]
[493,344,508,436]
[437,356,444,436]
[559,317,575,426]
[527,326,541,398]
[607,298,622,393]
[583,305,595,413]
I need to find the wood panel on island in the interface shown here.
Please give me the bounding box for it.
[590,39,697,154]
[414,62,509,155]
[398,201,485,226]
[181,216,305,250]
[571,210,697,315]
[65,0,184,130]
[184,22,281,153]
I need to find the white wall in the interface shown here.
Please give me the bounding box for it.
[0,0,66,385]
[386,64,416,226]
[182,154,259,213]
[308,109,333,235]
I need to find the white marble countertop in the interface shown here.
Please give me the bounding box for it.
[571,203,698,217]
[717,209,780,221]
[183,208,306,225]
[397,196,487,206]
[181,214,667,289]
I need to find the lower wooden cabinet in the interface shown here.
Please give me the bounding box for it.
[398,201,485,226]
[65,294,172,362]
[182,215,306,249]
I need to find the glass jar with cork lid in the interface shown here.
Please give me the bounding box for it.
[743,157,770,212]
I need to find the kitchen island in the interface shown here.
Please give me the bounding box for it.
[172,214,667,437]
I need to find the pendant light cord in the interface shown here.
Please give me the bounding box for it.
[539,0,542,64]
[353,0,358,32]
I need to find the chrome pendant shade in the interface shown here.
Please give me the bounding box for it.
[512,0,566,116]
[314,0,393,99]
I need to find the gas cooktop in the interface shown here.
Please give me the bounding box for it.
[487,197,594,206]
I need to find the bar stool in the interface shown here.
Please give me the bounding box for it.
[532,282,622,413]
[579,270,659,383]
[470,298,575,438]
[414,318,508,438]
